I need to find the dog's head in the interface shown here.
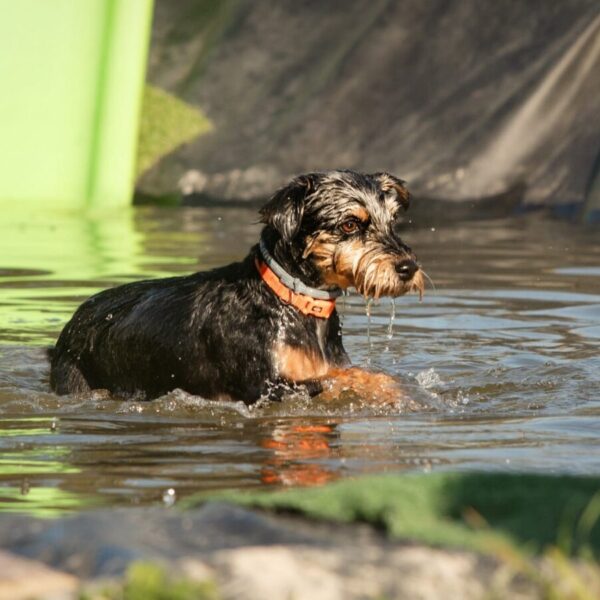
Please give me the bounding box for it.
[260,170,424,299]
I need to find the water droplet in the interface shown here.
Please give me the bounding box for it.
[105,313,113,321]
[430,227,436,232]
[162,488,176,507]
[386,298,396,341]
[20,479,30,495]
[50,417,58,432]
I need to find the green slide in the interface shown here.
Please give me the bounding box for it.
[0,0,154,209]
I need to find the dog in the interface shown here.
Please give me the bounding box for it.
[49,170,424,404]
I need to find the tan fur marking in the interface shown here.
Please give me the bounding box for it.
[274,343,329,381]
[307,233,355,288]
[312,237,362,289]
[351,206,369,222]
[303,232,335,259]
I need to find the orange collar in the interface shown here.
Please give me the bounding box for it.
[255,258,337,318]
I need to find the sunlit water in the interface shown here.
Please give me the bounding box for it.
[0,206,599,515]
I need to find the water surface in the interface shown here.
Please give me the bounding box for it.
[0,207,599,515]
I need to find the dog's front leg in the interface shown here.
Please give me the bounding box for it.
[318,367,408,405]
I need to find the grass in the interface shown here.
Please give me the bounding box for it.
[482,537,600,599]
[186,472,600,557]
[135,85,211,178]
[80,562,220,600]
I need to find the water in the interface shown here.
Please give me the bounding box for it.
[0,206,599,515]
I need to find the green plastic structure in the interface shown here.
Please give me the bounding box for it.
[0,0,154,209]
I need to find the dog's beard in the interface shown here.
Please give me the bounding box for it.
[309,238,424,300]
[317,243,425,300]
[352,253,424,299]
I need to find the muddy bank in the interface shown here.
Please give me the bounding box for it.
[2,472,598,598]
[141,0,600,215]
[0,504,526,600]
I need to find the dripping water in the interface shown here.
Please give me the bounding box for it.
[384,297,396,352]
[337,289,347,336]
[365,297,373,365]
[387,297,396,340]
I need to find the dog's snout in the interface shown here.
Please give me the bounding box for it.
[395,259,419,281]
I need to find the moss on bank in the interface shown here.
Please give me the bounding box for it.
[136,85,211,178]
[188,472,600,557]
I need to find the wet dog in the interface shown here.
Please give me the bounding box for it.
[49,170,424,403]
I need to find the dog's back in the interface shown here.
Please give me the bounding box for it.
[49,257,279,401]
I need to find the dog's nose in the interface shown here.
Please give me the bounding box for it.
[395,259,419,281]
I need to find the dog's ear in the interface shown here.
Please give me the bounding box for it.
[259,174,318,242]
[371,172,410,211]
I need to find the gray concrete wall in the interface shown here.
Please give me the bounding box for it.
[141,0,600,212]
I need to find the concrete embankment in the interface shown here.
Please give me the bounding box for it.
[140,0,600,217]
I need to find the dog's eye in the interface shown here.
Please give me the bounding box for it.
[340,219,360,234]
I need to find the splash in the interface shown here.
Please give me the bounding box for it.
[416,368,443,389]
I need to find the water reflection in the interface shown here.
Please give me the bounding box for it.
[0,207,599,514]
[0,207,259,345]
[260,422,339,486]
